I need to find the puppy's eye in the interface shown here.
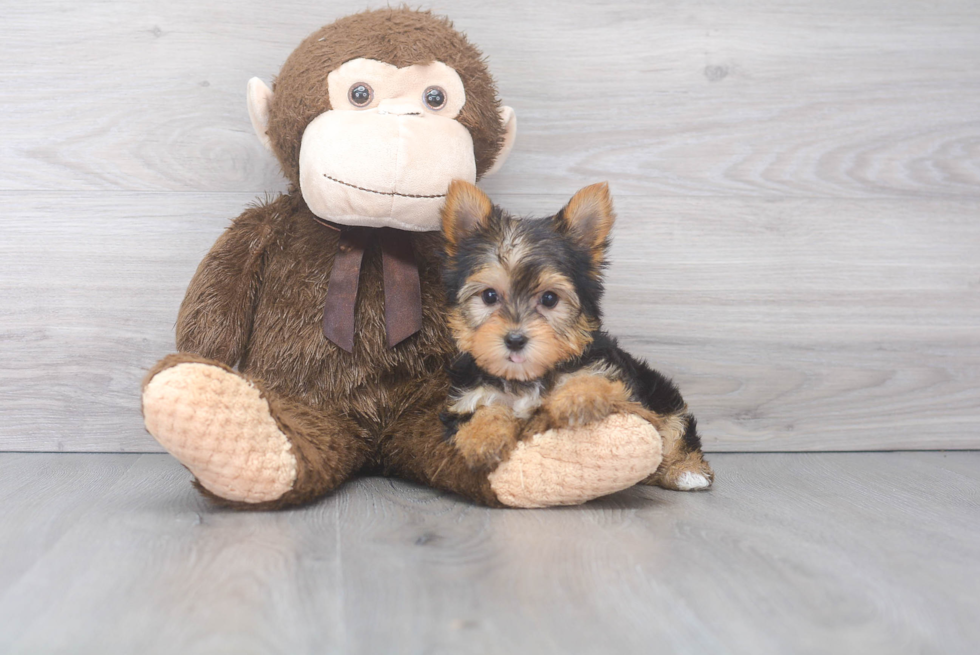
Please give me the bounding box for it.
[424,86,447,110]
[348,83,373,107]
[481,289,498,305]
[540,291,559,308]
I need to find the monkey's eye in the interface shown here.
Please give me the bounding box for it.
[540,291,559,308]
[481,288,498,305]
[348,83,373,107]
[423,86,447,110]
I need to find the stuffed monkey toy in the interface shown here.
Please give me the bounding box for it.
[141,8,669,509]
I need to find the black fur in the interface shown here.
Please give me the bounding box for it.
[441,206,605,320]
[441,330,703,451]
[441,198,705,459]
[572,332,685,415]
[565,332,703,451]
[439,409,472,440]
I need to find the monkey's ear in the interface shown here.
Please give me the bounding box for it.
[557,182,616,261]
[247,77,274,151]
[481,106,517,177]
[442,180,493,246]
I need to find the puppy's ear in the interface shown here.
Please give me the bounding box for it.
[442,180,493,249]
[556,182,615,265]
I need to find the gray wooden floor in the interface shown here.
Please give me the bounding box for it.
[1,452,977,654]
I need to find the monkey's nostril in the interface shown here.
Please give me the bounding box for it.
[504,332,528,352]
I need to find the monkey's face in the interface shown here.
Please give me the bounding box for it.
[299,59,477,231]
[249,55,514,232]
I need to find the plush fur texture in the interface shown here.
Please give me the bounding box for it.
[268,8,505,185]
[488,413,664,508]
[142,8,667,509]
[441,182,608,382]
[143,360,299,503]
[165,193,506,507]
[439,182,714,488]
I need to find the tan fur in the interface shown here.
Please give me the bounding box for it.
[523,318,591,377]
[440,180,713,495]
[456,263,512,325]
[497,228,533,271]
[533,270,579,308]
[441,180,493,251]
[543,372,633,429]
[560,182,616,268]
[451,404,521,469]
[442,181,600,382]
[467,312,518,378]
[449,271,595,383]
[641,411,715,490]
[143,10,667,510]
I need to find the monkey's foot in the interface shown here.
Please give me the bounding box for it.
[488,413,662,508]
[142,362,297,503]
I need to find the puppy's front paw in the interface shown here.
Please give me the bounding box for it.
[452,405,520,470]
[545,375,631,428]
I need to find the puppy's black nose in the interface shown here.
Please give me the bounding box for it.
[504,332,528,352]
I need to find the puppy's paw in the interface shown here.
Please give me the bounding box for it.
[674,470,713,491]
[452,405,520,470]
[545,375,631,428]
[644,454,715,491]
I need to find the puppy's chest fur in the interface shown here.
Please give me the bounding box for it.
[448,378,547,420]
[443,333,693,436]
[445,350,628,423]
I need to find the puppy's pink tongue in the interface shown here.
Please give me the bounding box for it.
[508,353,526,364]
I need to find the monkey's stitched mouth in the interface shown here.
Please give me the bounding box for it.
[323,174,446,199]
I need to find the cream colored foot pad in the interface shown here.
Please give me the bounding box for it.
[489,413,663,508]
[142,363,297,503]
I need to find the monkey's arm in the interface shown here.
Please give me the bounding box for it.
[176,198,284,366]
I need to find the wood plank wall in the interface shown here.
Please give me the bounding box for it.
[1,1,978,452]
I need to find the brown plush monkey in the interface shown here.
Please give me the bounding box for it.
[141,8,667,509]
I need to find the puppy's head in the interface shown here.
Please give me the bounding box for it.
[440,180,615,381]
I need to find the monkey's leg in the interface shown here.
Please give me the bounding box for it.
[382,395,663,509]
[641,412,714,491]
[141,353,369,509]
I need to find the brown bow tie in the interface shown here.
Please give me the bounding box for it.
[318,223,423,353]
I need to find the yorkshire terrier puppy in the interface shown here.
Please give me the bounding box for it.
[438,180,713,491]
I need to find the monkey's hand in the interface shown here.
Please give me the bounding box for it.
[543,373,633,429]
[452,405,521,470]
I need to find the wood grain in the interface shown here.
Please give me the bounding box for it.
[0,453,346,653]
[1,1,978,198]
[1,452,978,654]
[0,1,978,452]
[1,192,978,452]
